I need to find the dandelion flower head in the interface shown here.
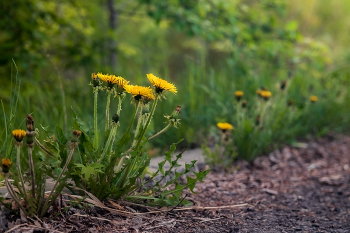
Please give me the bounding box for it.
[147,73,177,95]
[125,85,155,103]
[12,129,26,142]
[217,122,234,131]
[310,95,318,102]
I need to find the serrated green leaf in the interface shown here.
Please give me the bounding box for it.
[89,163,104,169]
[186,176,197,193]
[54,125,67,146]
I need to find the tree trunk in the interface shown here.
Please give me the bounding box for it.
[107,0,118,71]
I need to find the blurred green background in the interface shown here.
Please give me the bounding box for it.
[1,0,350,159]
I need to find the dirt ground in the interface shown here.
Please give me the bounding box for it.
[3,134,350,232]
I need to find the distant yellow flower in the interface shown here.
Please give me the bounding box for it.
[125,85,155,103]
[1,158,12,173]
[260,91,272,100]
[147,73,177,95]
[310,95,318,103]
[235,91,244,101]
[12,129,26,142]
[217,122,234,131]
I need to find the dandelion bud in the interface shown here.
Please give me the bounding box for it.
[235,91,244,102]
[112,113,119,123]
[255,115,260,126]
[1,158,12,173]
[26,115,35,132]
[241,100,247,108]
[71,130,82,143]
[287,99,294,106]
[280,80,287,90]
[26,131,35,148]
[92,73,100,87]
[175,105,181,114]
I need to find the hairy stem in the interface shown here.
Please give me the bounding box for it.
[134,97,158,150]
[5,177,28,216]
[16,145,29,202]
[40,145,76,217]
[105,90,112,131]
[28,147,36,199]
[94,88,99,140]
[148,123,171,141]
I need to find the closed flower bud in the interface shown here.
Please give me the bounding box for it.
[92,73,100,87]
[26,115,35,132]
[255,115,260,126]
[112,113,119,123]
[1,158,12,173]
[241,100,247,108]
[71,130,82,143]
[280,80,287,90]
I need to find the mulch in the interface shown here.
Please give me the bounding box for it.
[3,134,350,232]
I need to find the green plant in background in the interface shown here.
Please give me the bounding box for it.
[202,122,236,170]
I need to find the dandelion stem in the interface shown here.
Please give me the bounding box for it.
[148,123,171,141]
[16,145,29,202]
[28,147,36,199]
[105,90,112,131]
[93,87,99,141]
[5,177,28,216]
[115,101,141,172]
[100,123,118,162]
[40,145,76,217]
[134,97,158,150]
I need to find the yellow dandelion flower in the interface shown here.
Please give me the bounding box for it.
[115,77,130,94]
[1,158,12,173]
[98,73,125,89]
[310,95,318,103]
[125,85,155,103]
[147,73,177,95]
[260,91,272,100]
[12,129,26,142]
[235,91,244,101]
[217,122,234,132]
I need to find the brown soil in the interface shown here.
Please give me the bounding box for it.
[4,134,350,232]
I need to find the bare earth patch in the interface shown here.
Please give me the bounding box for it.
[3,134,350,232]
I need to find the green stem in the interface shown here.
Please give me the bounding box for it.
[94,87,99,140]
[16,145,29,202]
[134,97,159,150]
[114,102,141,170]
[117,95,122,115]
[40,145,76,217]
[99,123,118,162]
[28,147,36,199]
[148,123,171,141]
[105,90,111,131]
[5,177,28,216]
[110,95,124,148]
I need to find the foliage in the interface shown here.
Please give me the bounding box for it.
[0,69,209,218]
[1,0,349,164]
